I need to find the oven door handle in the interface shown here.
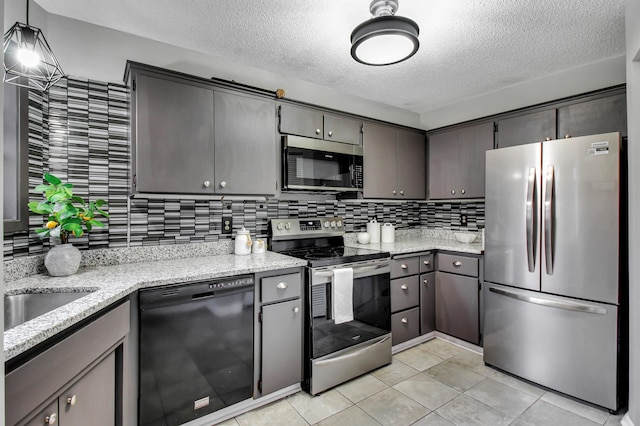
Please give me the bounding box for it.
[314,336,391,366]
[312,263,388,278]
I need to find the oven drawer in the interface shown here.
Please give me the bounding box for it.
[391,256,420,278]
[391,308,420,345]
[420,253,435,273]
[390,276,419,313]
[437,253,478,277]
[262,273,302,303]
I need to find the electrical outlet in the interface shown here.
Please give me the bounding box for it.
[461,214,468,225]
[222,216,233,234]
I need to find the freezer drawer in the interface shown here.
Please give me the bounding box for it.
[484,283,620,411]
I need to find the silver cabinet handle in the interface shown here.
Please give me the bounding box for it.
[451,189,456,195]
[400,190,404,195]
[544,164,554,275]
[45,413,57,425]
[328,130,333,137]
[203,180,210,188]
[401,318,408,323]
[461,189,466,194]
[423,260,430,265]
[545,137,552,141]
[453,261,462,267]
[293,306,299,314]
[423,279,429,285]
[564,134,571,138]
[393,190,397,195]
[276,282,288,289]
[219,181,227,188]
[401,264,408,269]
[67,395,77,406]
[526,166,538,272]
[315,128,321,135]
[401,284,408,290]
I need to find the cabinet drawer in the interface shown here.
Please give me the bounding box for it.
[437,253,478,277]
[420,253,434,273]
[391,308,420,345]
[261,273,301,303]
[391,276,420,313]
[391,256,420,279]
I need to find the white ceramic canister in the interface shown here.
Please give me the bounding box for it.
[366,218,381,243]
[235,227,252,255]
[252,238,266,254]
[381,223,395,243]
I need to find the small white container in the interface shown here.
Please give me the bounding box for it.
[234,227,252,255]
[357,232,370,244]
[381,223,395,243]
[367,219,380,243]
[252,238,266,254]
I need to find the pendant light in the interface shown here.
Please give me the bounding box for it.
[351,0,420,66]
[3,0,64,91]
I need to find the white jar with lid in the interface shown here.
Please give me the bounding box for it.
[235,227,252,255]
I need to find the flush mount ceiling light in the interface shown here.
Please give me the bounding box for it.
[351,0,420,66]
[3,0,64,91]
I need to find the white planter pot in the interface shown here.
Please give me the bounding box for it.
[44,244,81,276]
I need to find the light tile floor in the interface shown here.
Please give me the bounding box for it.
[222,339,626,426]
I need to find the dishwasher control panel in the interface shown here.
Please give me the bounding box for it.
[209,276,254,290]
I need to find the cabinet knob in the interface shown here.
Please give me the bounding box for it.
[276,282,288,289]
[461,189,466,194]
[45,413,57,425]
[316,128,321,135]
[423,279,429,285]
[451,189,456,195]
[393,190,397,195]
[545,137,552,141]
[219,181,227,188]
[401,264,408,269]
[67,395,77,406]
[401,318,408,324]
[328,130,333,137]
[401,284,408,290]
[564,134,571,138]
[453,261,462,267]
[203,180,210,188]
[293,307,299,314]
[423,260,430,266]
[400,190,404,195]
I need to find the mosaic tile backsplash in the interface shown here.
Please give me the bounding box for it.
[3,77,484,260]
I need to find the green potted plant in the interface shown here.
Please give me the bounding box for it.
[28,173,108,276]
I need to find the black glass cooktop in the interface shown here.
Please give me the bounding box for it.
[278,244,389,268]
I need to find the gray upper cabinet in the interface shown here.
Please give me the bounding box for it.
[129,63,278,196]
[364,123,425,199]
[214,91,277,195]
[279,104,362,145]
[557,93,627,138]
[496,109,556,148]
[134,71,216,195]
[428,121,493,199]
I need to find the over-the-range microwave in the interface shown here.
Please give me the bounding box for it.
[282,135,363,192]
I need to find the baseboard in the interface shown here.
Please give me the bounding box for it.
[392,332,435,354]
[433,332,483,355]
[622,412,634,426]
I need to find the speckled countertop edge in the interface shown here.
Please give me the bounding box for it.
[344,229,484,255]
[4,251,306,361]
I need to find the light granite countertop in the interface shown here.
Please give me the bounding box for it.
[344,229,484,255]
[4,251,306,361]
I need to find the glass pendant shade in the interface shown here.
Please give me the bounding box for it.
[3,22,64,91]
[351,15,419,66]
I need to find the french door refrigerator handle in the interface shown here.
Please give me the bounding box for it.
[489,286,607,315]
[525,167,537,272]
[544,164,554,275]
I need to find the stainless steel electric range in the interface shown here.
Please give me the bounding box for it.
[269,216,392,395]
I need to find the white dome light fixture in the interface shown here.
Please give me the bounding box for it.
[351,0,420,66]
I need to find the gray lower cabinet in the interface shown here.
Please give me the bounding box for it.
[6,301,131,426]
[364,123,425,199]
[435,253,481,344]
[278,104,362,145]
[427,121,493,200]
[420,271,436,334]
[255,269,304,397]
[496,109,557,148]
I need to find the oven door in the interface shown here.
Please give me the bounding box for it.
[309,259,391,360]
[284,144,362,192]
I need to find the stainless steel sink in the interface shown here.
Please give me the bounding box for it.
[4,291,93,331]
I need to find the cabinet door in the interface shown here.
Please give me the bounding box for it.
[134,72,215,194]
[23,400,58,426]
[363,123,398,198]
[323,114,362,145]
[59,352,116,426]
[396,130,426,199]
[420,272,436,335]
[435,272,479,344]
[428,129,458,199]
[456,122,494,198]
[557,93,627,138]
[261,299,303,395]
[214,92,277,195]
[496,109,556,148]
[278,104,323,139]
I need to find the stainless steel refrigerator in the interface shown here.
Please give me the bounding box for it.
[484,132,624,411]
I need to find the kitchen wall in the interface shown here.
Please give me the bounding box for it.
[2,77,483,260]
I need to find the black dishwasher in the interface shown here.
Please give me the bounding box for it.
[139,275,254,426]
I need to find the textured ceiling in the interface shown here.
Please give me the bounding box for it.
[34,0,625,115]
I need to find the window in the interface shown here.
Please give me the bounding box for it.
[3,83,29,233]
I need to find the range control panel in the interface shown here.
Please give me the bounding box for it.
[270,216,345,240]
